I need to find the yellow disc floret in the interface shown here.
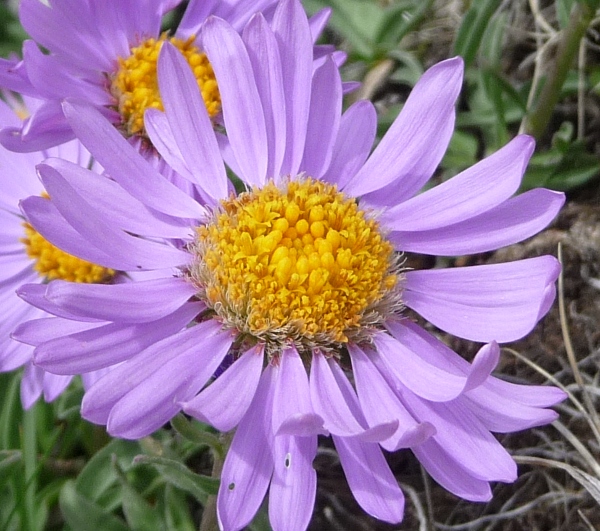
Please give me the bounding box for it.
[22,222,115,284]
[110,34,220,137]
[191,178,399,350]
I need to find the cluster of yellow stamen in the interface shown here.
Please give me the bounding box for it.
[110,34,220,137]
[22,222,115,284]
[191,178,398,349]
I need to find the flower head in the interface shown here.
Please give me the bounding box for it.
[0,0,288,151]
[16,0,566,528]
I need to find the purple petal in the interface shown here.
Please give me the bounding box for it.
[271,0,313,176]
[333,435,404,523]
[0,56,34,95]
[180,0,277,35]
[22,40,108,102]
[272,347,322,435]
[372,332,499,401]
[344,57,463,200]
[375,322,541,434]
[182,344,264,432]
[37,164,191,270]
[242,13,286,181]
[277,414,328,437]
[144,109,208,201]
[308,8,332,42]
[43,371,73,403]
[33,302,203,374]
[17,283,102,322]
[403,256,561,342]
[105,323,233,438]
[464,389,560,433]
[310,354,398,441]
[62,100,205,219]
[44,277,196,323]
[13,316,101,347]
[81,320,227,424]
[322,100,377,188]
[401,391,517,483]
[176,0,217,36]
[42,158,194,239]
[202,16,268,186]
[465,380,565,433]
[157,43,228,201]
[350,345,435,451]
[20,0,113,71]
[391,188,565,255]
[269,434,317,531]
[300,57,342,179]
[20,362,44,409]
[0,101,75,152]
[484,376,567,408]
[413,438,492,502]
[20,195,137,272]
[381,135,535,231]
[386,319,497,377]
[214,0,279,31]
[0,277,43,362]
[309,352,376,437]
[217,366,275,531]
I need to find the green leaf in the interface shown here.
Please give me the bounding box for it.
[521,139,600,191]
[387,50,424,86]
[59,481,130,531]
[0,372,23,450]
[249,505,273,531]
[170,414,224,458]
[557,0,577,28]
[546,155,600,190]
[303,0,383,58]
[453,0,503,67]
[0,5,27,55]
[441,130,479,173]
[113,458,164,531]
[163,486,196,531]
[133,454,220,502]
[75,438,141,502]
[0,450,22,475]
[375,0,435,50]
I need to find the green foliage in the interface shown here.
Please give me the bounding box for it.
[303,0,434,60]
[0,5,27,56]
[453,0,503,67]
[522,122,600,191]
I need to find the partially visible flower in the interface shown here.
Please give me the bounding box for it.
[0,0,319,152]
[15,0,566,528]
[0,97,118,407]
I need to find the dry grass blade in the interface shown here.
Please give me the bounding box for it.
[557,243,600,439]
[514,455,600,506]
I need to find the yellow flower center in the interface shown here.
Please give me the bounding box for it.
[22,222,115,283]
[110,34,221,137]
[190,178,400,351]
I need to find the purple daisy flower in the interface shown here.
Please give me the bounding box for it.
[0,97,123,407]
[0,0,335,152]
[15,0,566,528]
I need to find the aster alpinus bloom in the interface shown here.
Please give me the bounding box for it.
[15,0,566,528]
[0,97,121,407]
[0,0,319,151]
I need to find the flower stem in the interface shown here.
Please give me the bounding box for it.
[522,2,596,139]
